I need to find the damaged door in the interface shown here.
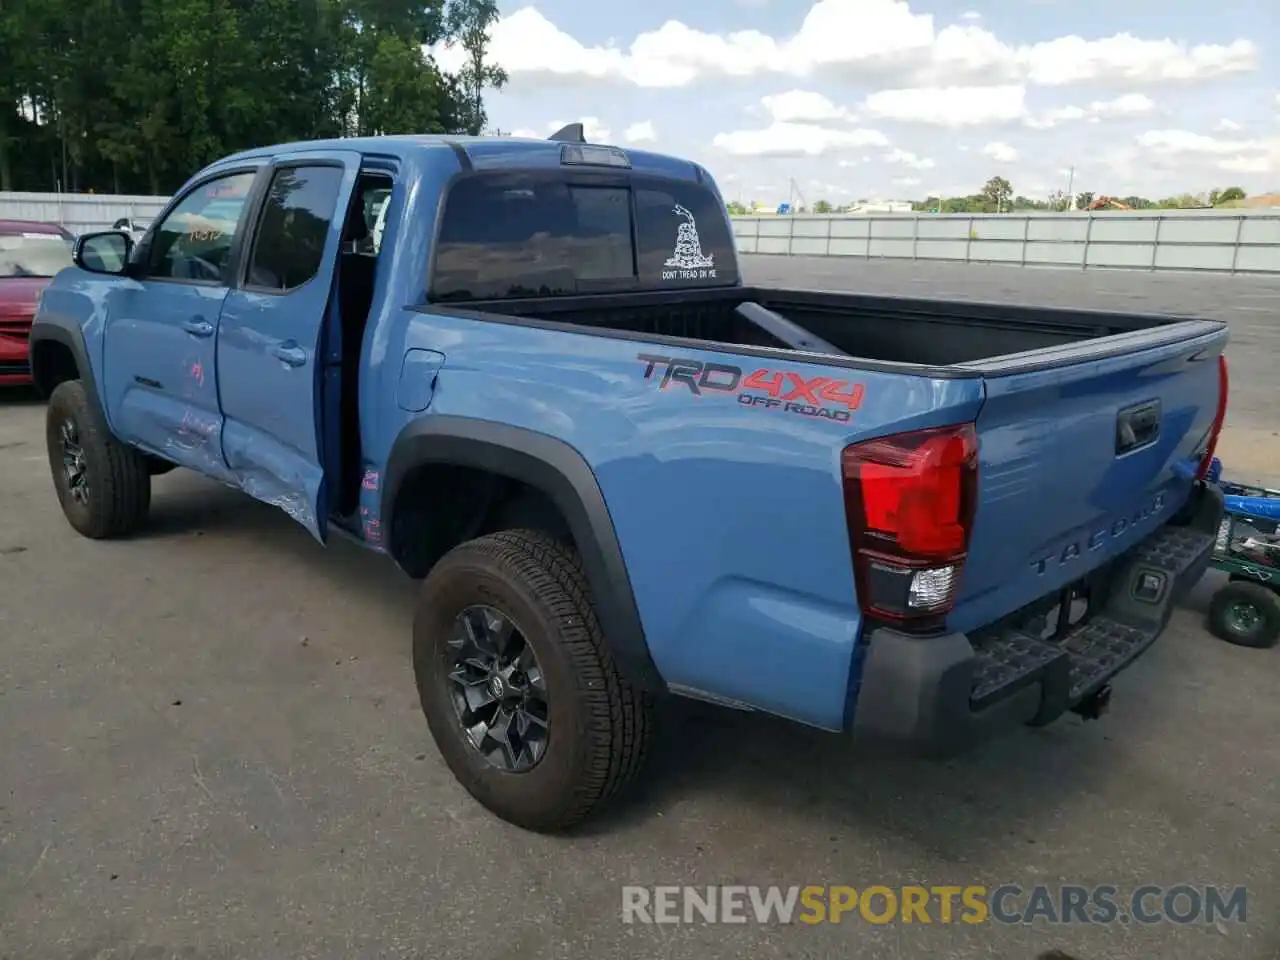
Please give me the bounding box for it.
[215,151,362,541]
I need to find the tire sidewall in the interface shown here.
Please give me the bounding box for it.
[45,382,98,536]
[414,553,593,826]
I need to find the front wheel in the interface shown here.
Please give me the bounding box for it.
[45,380,151,539]
[413,529,653,832]
[1207,581,1280,649]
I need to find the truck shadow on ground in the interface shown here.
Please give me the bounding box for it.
[132,473,1220,864]
[0,386,43,406]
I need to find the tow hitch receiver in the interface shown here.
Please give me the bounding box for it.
[1072,683,1113,720]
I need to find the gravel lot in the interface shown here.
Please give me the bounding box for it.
[2,261,1278,960]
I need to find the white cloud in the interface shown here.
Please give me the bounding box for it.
[431,2,1258,91]
[1215,118,1242,132]
[1025,93,1156,129]
[1134,129,1278,176]
[1137,130,1254,155]
[884,148,936,169]
[982,141,1019,162]
[893,176,923,186]
[761,89,855,123]
[711,122,890,156]
[960,10,981,20]
[863,85,1026,125]
[623,120,657,143]
[1219,155,1273,174]
[1023,35,1256,86]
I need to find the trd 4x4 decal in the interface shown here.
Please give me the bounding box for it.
[637,353,863,423]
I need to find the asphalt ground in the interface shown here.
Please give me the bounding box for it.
[2,260,1278,960]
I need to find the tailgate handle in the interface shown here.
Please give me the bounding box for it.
[1116,400,1161,455]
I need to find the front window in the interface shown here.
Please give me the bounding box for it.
[0,231,74,279]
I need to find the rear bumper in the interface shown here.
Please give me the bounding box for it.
[851,481,1224,757]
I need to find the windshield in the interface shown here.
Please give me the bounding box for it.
[0,231,74,279]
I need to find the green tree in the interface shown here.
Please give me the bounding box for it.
[445,0,507,136]
[812,199,833,213]
[981,175,1013,212]
[1210,186,1247,206]
[725,200,747,215]
[1075,191,1094,210]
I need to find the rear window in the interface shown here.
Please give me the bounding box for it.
[429,173,739,302]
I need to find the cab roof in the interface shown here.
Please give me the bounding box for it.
[212,132,712,185]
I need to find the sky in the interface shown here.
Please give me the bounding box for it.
[431,0,1279,207]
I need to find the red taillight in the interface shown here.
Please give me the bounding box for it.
[841,423,978,627]
[1195,354,1229,482]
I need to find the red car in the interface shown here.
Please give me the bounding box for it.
[0,219,75,386]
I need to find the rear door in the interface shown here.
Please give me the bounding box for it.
[948,324,1228,634]
[216,150,361,541]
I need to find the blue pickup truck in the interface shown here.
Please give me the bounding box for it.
[29,126,1228,832]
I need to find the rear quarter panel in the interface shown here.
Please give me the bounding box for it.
[369,310,984,730]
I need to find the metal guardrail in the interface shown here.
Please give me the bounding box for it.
[731,208,1280,275]
[4,191,1278,276]
[0,191,169,236]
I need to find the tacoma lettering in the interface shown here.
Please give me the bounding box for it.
[1031,493,1166,575]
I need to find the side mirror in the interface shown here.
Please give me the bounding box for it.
[73,230,133,276]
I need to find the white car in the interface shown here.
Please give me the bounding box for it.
[111,217,149,242]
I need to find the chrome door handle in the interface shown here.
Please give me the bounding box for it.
[273,344,307,367]
[182,318,214,337]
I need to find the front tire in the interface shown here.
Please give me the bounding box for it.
[45,380,151,539]
[413,529,653,832]
[1207,580,1280,649]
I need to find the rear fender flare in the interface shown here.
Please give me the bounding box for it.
[382,416,667,693]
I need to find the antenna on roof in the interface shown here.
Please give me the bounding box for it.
[548,123,586,144]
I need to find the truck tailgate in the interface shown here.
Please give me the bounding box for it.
[948,320,1228,633]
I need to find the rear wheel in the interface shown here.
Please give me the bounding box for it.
[1207,581,1280,649]
[413,529,653,832]
[45,380,151,539]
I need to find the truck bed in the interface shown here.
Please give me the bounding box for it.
[445,286,1182,369]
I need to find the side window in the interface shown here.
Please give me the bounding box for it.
[245,165,346,292]
[145,172,257,283]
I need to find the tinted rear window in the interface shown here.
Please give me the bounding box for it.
[429,173,739,301]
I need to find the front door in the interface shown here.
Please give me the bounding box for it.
[216,152,362,541]
[101,168,262,479]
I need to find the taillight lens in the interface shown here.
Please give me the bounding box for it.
[841,423,979,628]
[1195,354,1228,482]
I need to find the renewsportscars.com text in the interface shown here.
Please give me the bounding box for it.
[621,884,1248,926]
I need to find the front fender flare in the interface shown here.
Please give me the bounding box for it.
[28,320,109,431]
[383,416,666,694]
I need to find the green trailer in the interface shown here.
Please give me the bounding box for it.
[1207,461,1280,648]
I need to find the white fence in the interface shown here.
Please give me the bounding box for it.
[4,191,1279,275]
[731,208,1280,275]
[0,192,169,236]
